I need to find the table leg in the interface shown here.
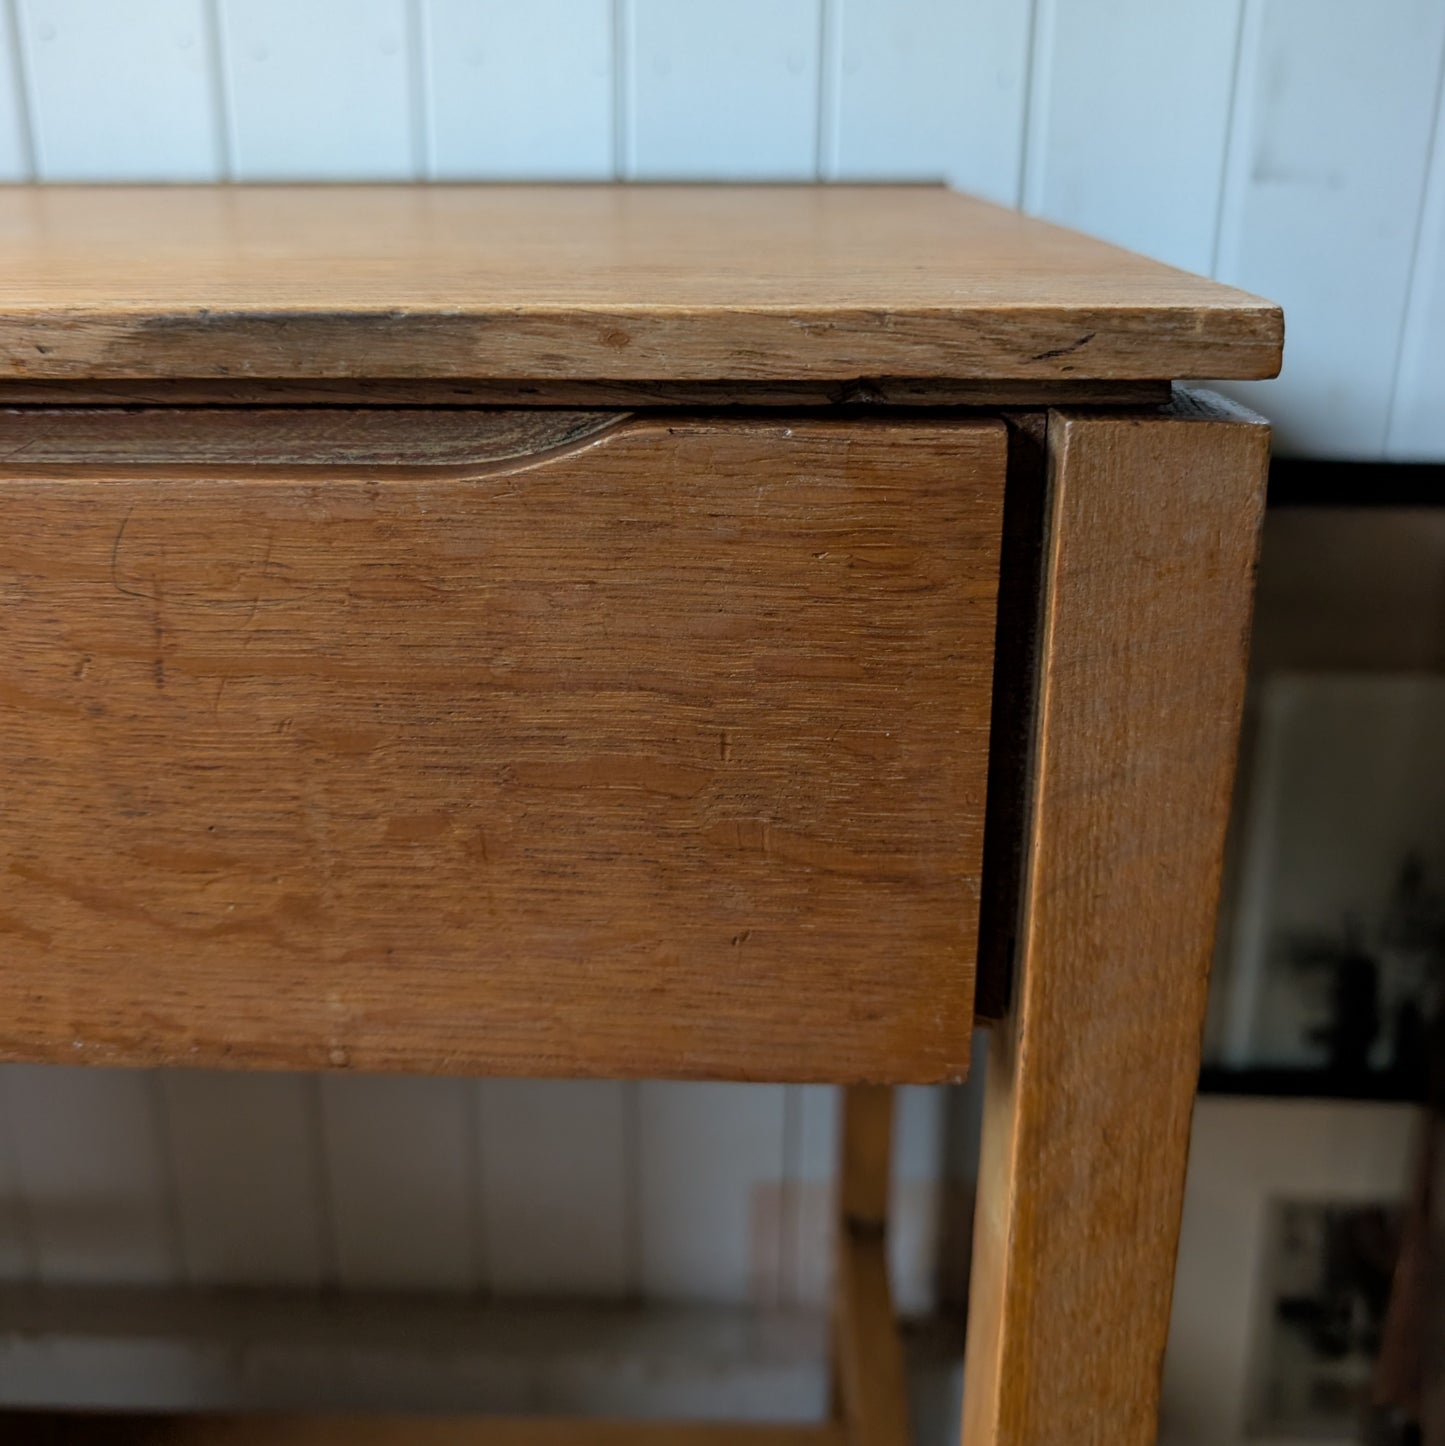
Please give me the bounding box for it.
[961,392,1269,1445]
[833,1085,909,1446]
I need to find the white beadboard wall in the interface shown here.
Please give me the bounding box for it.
[0,1065,980,1311]
[0,0,1440,1376]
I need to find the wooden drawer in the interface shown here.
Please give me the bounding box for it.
[0,409,1004,1082]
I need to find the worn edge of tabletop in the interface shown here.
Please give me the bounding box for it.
[0,186,1284,385]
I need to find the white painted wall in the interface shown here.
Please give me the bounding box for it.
[0,1063,979,1305]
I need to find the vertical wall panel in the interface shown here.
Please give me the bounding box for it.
[822,0,1030,204]
[624,0,821,180]
[638,1082,786,1304]
[3,1067,177,1285]
[0,0,31,178]
[1024,0,1243,275]
[162,1072,326,1288]
[15,0,219,180]
[1387,68,1445,459]
[476,1080,630,1297]
[1215,0,1445,457]
[423,0,613,179]
[321,1074,478,1293]
[217,0,415,180]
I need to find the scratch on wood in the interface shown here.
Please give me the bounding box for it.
[1029,332,1096,363]
[109,505,150,600]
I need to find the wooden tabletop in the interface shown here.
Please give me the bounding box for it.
[0,185,1281,384]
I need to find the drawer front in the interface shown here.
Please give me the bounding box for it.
[0,412,1004,1082]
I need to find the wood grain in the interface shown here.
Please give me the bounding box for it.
[0,407,620,467]
[837,1087,892,1232]
[960,392,1268,1445]
[0,414,1001,1082]
[833,1229,908,1446]
[7,1415,845,1445]
[833,1086,908,1446]
[0,186,1282,383]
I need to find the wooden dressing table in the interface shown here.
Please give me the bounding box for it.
[0,185,1281,1445]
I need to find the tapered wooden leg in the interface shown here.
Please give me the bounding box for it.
[832,1085,909,1446]
[961,393,1269,1446]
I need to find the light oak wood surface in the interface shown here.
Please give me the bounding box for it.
[834,1231,908,1446]
[0,186,1281,384]
[960,392,1268,1446]
[0,413,1001,1082]
[833,1088,908,1446]
[837,1086,893,1233]
[0,169,1282,1442]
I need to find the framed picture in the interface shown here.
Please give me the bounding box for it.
[1204,672,1445,1097]
[1160,1097,1419,1446]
